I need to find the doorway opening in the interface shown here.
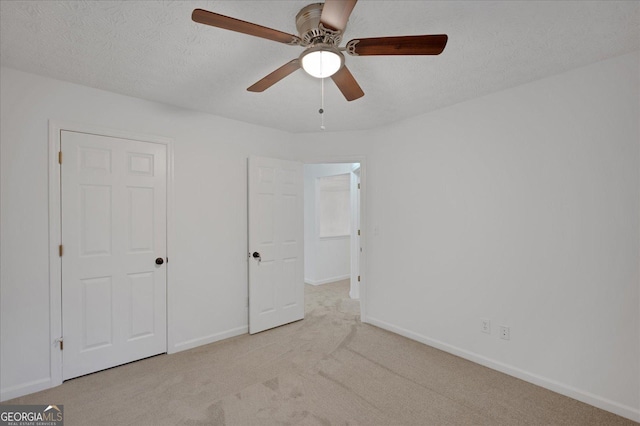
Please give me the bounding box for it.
[303,162,361,313]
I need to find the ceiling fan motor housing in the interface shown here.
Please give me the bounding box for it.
[296,3,343,47]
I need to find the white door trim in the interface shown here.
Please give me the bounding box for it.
[48,120,174,387]
[301,156,367,322]
[350,165,361,299]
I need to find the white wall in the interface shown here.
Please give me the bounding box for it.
[0,67,295,400]
[297,51,640,421]
[304,163,353,285]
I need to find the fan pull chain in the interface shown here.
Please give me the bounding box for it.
[319,77,325,130]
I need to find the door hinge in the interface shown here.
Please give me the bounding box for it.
[357,229,360,236]
[357,183,360,189]
[55,338,63,350]
[357,275,361,282]
[58,244,64,257]
[58,151,62,164]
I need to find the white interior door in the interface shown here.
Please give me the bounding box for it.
[248,156,304,334]
[61,130,167,380]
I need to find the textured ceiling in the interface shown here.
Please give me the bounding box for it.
[1,1,638,133]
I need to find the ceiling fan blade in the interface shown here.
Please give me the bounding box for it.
[347,34,448,56]
[192,9,300,45]
[247,59,301,92]
[331,66,364,101]
[320,0,358,32]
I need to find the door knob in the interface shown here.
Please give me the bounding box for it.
[155,257,164,265]
[252,252,261,262]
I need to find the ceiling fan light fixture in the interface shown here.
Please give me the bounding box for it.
[300,46,344,78]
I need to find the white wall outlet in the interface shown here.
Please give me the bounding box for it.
[499,326,510,340]
[481,319,491,334]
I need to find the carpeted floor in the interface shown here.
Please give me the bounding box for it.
[5,280,636,425]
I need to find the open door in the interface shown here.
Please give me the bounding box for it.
[248,156,304,334]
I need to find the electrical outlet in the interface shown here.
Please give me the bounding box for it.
[499,326,510,340]
[481,319,491,334]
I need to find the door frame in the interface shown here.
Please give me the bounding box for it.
[302,156,367,321]
[48,120,174,387]
[350,164,361,299]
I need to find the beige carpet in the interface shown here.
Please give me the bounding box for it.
[5,280,636,425]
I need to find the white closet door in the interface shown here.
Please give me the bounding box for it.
[61,130,167,380]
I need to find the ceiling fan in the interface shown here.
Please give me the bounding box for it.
[192,0,448,101]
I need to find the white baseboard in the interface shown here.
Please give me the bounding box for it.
[305,274,350,286]
[170,325,248,354]
[2,327,249,402]
[365,316,640,423]
[1,377,52,402]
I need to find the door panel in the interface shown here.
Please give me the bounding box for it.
[61,130,167,380]
[128,271,155,340]
[80,185,112,256]
[81,276,113,350]
[128,187,155,252]
[248,157,304,334]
